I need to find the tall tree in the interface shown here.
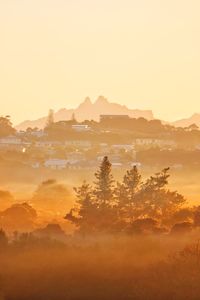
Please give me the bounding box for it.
[65,181,98,234]
[94,156,114,207]
[66,157,118,234]
[46,109,54,127]
[140,168,185,223]
[123,166,141,200]
[71,113,77,122]
[115,166,142,222]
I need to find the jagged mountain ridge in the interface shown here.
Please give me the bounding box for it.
[16,96,154,130]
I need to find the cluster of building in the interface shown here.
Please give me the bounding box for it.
[2,115,193,170]
[0,131,179,170]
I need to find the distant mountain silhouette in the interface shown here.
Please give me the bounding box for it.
[173,113,200,128]
[16,96,154,130]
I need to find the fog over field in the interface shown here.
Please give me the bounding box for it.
[1,0,200,298]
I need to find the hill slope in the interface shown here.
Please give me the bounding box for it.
[173,113,200,128]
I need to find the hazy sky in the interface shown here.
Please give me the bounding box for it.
[0,0,200,124]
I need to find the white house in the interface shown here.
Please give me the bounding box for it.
[112,162,123,169]
[30,130,47,138]
[111,144,135,152]
[135,138,176,149]
[44,159,68,170]
[71,125,91,132]
[35,141,62,148]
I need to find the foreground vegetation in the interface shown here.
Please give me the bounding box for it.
[0,233,200,300]
[65,156,200,236]
[0,157,200,299]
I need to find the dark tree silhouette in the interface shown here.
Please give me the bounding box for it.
[65,181,98,234]
[140,168,185,223]
[171,222,193,235]
[94,156,114,207]
[65,158,186,235]
[115,166,142,223]
[46,109,54,127]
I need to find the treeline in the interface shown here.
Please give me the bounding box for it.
[65,156,200,235]
[44,117,200,147]
[45,115,199,135]
[1,114,200,149]
[1,155,200,236]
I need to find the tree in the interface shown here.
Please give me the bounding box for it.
[143,168,170,192]
[65,181,98,234]
[32,179,71,212]
[115,167,186,227]
[140,168,185,223]
[185,123,199,131]
[0,203,37,232]
[130,218,158,235]
[167,208,193,227]
[115,166,142,222]
[0,116,15,137]
[171,222,193,235]
[123,166,141,198]
[66,158,118,234]
[71,113,77,122]
[94,156,114,207]
[46,109,54,127]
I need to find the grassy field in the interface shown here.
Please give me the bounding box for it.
[0,234,200,300]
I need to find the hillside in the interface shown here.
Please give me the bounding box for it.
[173,113,200,128]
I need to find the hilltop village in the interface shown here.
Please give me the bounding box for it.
[1,112,200,172]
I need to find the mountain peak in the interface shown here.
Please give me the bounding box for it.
[95,96,108,105]
[78,97,92,109]
[83,97,92,105]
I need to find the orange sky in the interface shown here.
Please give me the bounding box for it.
[0,0,200,124]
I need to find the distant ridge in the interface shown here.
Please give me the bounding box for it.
[173,113,200,128]
[16,96,154,130]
